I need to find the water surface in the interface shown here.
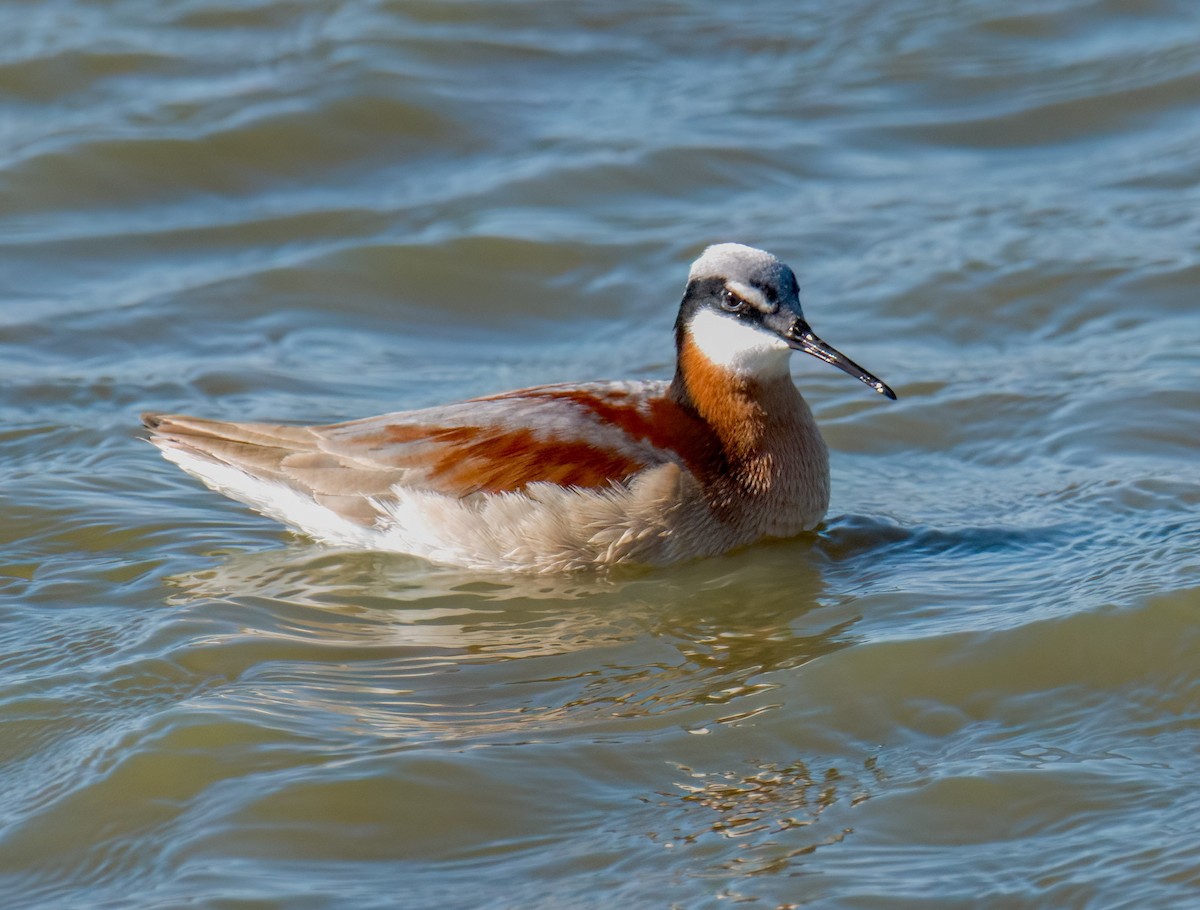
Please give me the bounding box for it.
[2,1,1199,907]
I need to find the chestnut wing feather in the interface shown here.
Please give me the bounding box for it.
[315,381,676,496]
[146,381,713,530]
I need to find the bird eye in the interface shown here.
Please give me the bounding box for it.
[720,288,748,313]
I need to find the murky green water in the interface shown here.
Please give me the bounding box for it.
[3,1,1199,907]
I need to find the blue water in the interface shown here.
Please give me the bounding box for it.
[2,1,1199,907]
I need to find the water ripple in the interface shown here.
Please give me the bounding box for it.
[3,0,1200,907]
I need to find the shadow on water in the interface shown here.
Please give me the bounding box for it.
[151,539,863,746]
[115,541,895,904]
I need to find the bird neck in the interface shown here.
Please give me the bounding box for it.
[669,332,797,465]
[670,327,830,532]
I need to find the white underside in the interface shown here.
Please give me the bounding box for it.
[160,446,751,574]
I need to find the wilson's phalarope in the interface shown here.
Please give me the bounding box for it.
[144,243,895,572]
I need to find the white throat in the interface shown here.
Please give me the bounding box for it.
[688,308,792,379]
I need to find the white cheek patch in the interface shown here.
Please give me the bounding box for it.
[688,307,792,377]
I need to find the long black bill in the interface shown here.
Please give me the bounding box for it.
[787,322,897,400]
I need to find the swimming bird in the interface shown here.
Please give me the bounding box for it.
[143,243,895,572]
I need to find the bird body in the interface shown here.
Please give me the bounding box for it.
[145,244,894,573]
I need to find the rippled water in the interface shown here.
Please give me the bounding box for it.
[3,1,1199,907]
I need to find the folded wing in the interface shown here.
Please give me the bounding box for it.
[143,381,704,528]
